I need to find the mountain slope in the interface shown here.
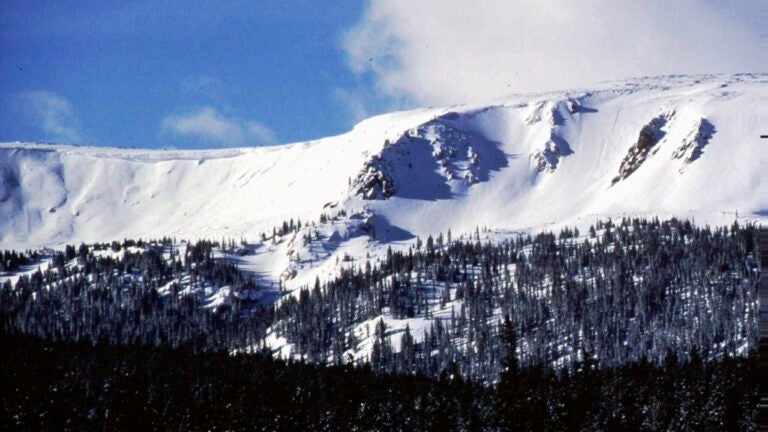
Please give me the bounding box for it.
[353,74,767,241]
[1,74,766,253]
[1,74,765,381]
[0,108,438,249]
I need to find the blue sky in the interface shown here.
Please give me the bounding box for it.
[0,1,383,148]
[1,1,765,148]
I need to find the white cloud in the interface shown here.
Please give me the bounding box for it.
[244,120,278,144]
[20,90,82,143]
[333,88,371,123]
[343,0,768,106]
[162,107,276,146]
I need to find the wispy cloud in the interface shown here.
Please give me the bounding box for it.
[343,0,768,106]
[244,120,277,144]
[161,107,276,146]
[333,88,371,123]
[20,90,82,143]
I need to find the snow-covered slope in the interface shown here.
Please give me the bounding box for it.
[2,74,766,253]
[0,108,439,249]
[354,74,767,240]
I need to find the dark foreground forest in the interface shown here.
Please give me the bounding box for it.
[0,331,758,431]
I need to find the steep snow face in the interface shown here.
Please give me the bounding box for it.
[1,74,766,251]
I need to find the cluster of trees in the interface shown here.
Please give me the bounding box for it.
[1,331,757,431]
[274,218,760,382]
[0,249,34,272]
[1,239,271,351]
[263,211,351,243]
[319,207,348,224]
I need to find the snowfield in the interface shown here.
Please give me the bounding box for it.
[1,73,766,270]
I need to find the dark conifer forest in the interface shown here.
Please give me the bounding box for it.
[1,331,758,430]
[0,218,762,430]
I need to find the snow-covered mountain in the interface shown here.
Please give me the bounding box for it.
[2,74,766,254]
[2,74,766,375]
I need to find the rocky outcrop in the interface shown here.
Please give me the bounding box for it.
[612,111,674,185]
[672,118,715,172]
[532,140,559,173]
[351,114,506,200]
[528,101,574,173]
[352,154,396,200]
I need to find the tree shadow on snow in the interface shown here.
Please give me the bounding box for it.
[368,213,415,242]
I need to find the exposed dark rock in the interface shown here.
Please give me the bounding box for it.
[351,115,506,200]
[612,112,674,185]
[673,118,716,171]
[533,134,573,173]
[352,155,396,200]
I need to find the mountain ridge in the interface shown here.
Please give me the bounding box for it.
[1,73,766,252]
